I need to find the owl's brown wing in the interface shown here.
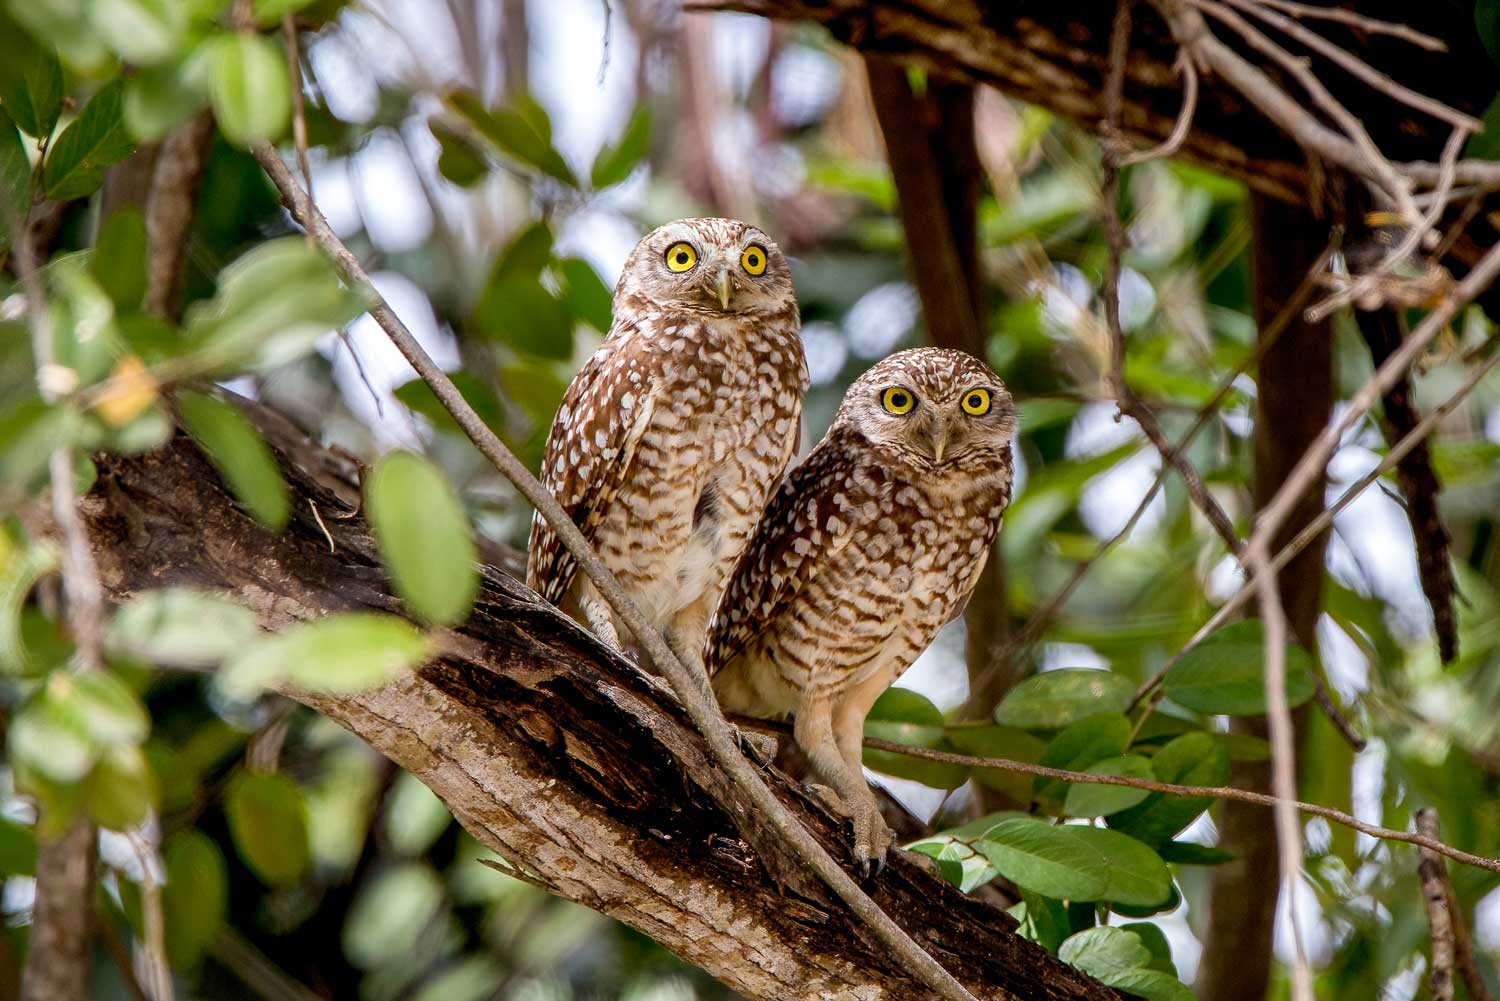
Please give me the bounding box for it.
[526,325,659,605]
[705,433,860,673]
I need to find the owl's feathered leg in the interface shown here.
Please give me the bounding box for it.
[795,689,891,877]
[664,593,718,702]
[577,585,622,652]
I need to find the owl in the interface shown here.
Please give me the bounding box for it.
[527,218,808,680]
[706,348,1017,874]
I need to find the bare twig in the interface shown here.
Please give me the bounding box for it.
[1119,51,1198,166]
[249,143,979,1001]
[210,928,325,1001]
[124,830,172,1001]
[1250,0,1447,51]
[282,16,314,211]
[1222,0,1478,132]
[728,716,1500,874]
[1250,533,1313,1001]
[1418,809,1457,1001]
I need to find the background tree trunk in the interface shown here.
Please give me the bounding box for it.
[1197,193,1332,1001]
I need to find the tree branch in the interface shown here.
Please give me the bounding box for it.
[77,421,1123,1001]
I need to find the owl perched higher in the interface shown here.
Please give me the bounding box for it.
[707,348,1016,874]
[527,218,808,676]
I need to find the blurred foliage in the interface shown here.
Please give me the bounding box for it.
[1,1,1500,1000]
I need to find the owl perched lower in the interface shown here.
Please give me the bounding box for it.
[706,348,1017,873]
[527,219,808,679]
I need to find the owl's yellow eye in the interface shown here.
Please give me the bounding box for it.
[881,387,915,415]
[961,388,992,415]
[664,242,698,273]
[741,244,767,276]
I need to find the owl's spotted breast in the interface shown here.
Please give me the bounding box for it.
[526,217,807,675]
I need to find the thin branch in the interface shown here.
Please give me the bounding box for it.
[248,144,979,1001]
[281,16,314,210]
[1222,0,1478,133]
[1193,0,1421,226]
[210,928,325,1001]
[1251,533,1313,1001]
[124,829,172,1001]
[1249,0,1447,51]
[1119,51,1198,166]
[1133,328,1500,708]
[728,717,1500,874]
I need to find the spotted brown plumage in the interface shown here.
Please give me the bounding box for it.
[526,218,808,677]
[706,348,1016,873]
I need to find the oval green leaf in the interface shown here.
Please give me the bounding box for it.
[162,830,227,969]
[366,450,480,626]
[178,390,291,531]
[1059,926,1152,979]
[1108,731,1230,847]
[220,611,429,699]
[1162,619,1316,716]
[995,669,1135,730]
[1068,825,1174,906]
[863,687,968,789]
[209,33,289,146]
[226,769,310,887]
[1098,968,1196,1001]
[1063,755,1154,818]
[973,817,1109,901]
[108,588,262,668]
[42,80,137,200]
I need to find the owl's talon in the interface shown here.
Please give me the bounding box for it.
[736,727,779,764]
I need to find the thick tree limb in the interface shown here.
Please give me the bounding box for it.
[78,420,1122,1001]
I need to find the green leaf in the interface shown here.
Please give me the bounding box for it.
[162,830,227,969]
[220,611,429,699]
[385,771,453,856]
[1059,926,1152,979]
[1069,825,1173,906]
[1109,731,1230,846]
[184,237,367,372]
[1162,620,1316,716]
[252,0,315,26]
[1064,755,1154,818]
[431,119,488,187]
[108,588,262,667]
[343,863,444,969]
[9,680,95,782]
[589,106,650,188]
[447,91,576,186]
[366,450,479,626]
[1035,711,1131,809]
[209,32,289,146]
[947,724,1046,804]
[863,687,969,789]
[973,817,1109,900]
[68,669,150,745]
[42,80,137,200]
[226,769,310,887]
[1098,969,1196,1001]
[91,207,148,309]
[0,399,82,495]
[995,669,1135,729]
[394,372,506,435]
[87,0,187,66]
[0,31,63,137]
[558,257,614,333]
[1156,840,1237,866]
[0,108,29,253]
[1011,889,1072,953]
[84,743,157,830]
[474,274,574,359]
[1120,922,1179,976]
[177,390,291,531]
[0,816,37,876]
[124,54,212,142]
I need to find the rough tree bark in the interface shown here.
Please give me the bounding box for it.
[75,409,1124,1001]
[1196,194,1332,1001]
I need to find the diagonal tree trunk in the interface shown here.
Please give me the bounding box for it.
[73,408,1125,1001]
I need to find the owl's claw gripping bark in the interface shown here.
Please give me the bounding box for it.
[805,784,892,877]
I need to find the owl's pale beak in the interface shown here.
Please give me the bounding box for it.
[921,421,950,464]
[715,269,733,310]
